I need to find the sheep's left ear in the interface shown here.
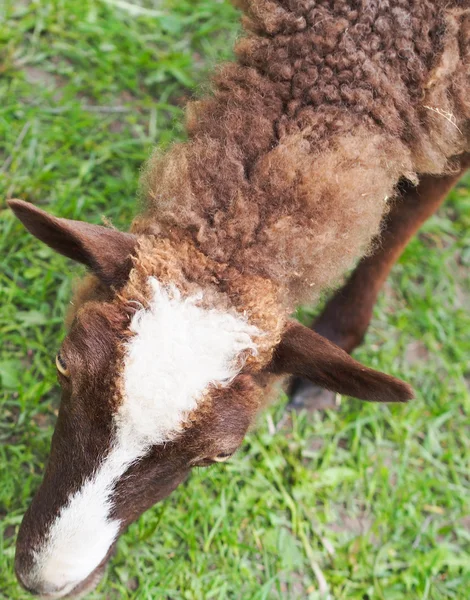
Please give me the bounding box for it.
[266,321,414,403]
[8,199,137,287]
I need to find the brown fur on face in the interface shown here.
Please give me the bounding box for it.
[15,307,123,588]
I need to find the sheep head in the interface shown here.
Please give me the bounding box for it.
[9,200,412,599]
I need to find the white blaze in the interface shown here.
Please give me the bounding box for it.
[120,278,259,445]
[28,279,259,595]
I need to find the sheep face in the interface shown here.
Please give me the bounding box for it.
[7,200,263,598]
[14,290,265,598]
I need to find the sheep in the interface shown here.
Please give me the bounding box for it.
[9,1,470,597]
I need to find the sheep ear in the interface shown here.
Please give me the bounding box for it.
[267,321,414,403]
[8,199,137,286]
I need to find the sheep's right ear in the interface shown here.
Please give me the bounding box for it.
[266,321,414,403]
[8,199,137,287]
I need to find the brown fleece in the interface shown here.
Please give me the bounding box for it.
[133,1,469,311]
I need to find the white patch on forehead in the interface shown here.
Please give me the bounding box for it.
[27,279,259,596]
[119,278,260,445]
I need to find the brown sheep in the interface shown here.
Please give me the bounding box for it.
[9,1,470,597]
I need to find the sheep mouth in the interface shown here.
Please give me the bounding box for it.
[60,564,107,600]
[33,545,116,600]
[61,545,117,600]
[32,567,104,600]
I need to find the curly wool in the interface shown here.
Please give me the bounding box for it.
[135,0,470,309]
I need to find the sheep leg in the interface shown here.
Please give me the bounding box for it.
[288,158,470,411]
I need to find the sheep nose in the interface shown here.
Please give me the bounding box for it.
[19,583,41,596]
[20,582,68,598]
[16,569,67,598]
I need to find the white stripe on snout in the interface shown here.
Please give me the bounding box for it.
[29,279,259,594]
[32,446,127,595]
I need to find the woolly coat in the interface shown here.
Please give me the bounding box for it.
[130,1,469,315]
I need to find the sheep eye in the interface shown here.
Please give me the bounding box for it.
[212,452,233,463]
[55,352,69,377]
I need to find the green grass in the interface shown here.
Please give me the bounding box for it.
[1,1,469,599]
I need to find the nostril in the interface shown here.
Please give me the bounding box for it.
[21,584,41,596]
[16,572,39,596]
[16,572,40,596]
[16,570,67,597]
